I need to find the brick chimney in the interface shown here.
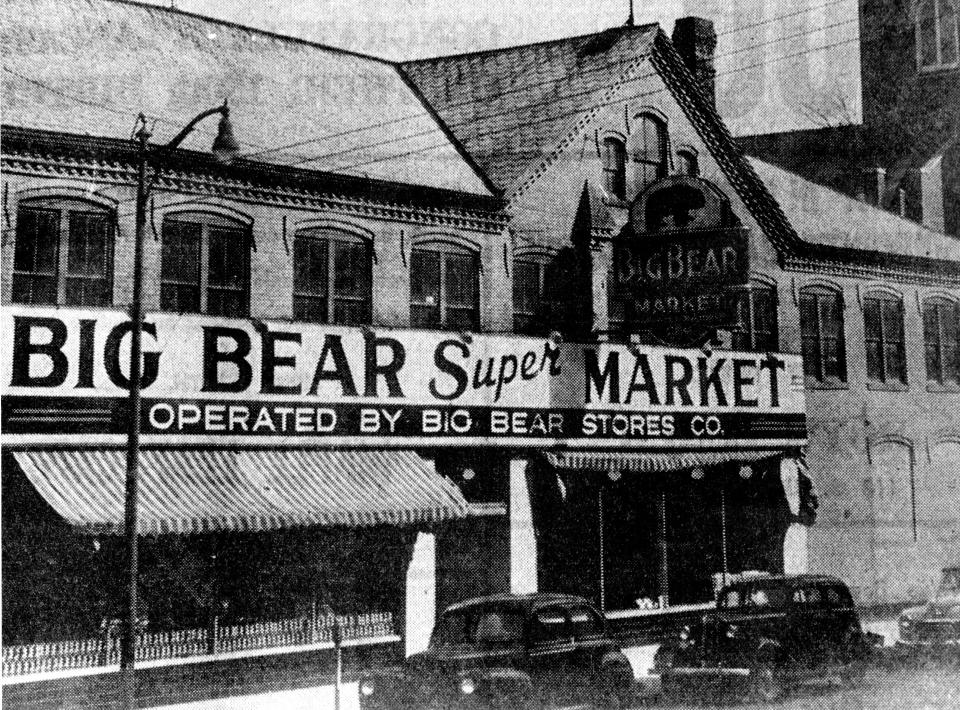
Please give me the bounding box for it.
[672,17,717,108]
[858,167,886,206]
[920,154,946,233]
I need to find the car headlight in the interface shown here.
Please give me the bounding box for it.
[726,624,740,639]
[460,677,476,695]
[679,624,691,642]
[899,617,912,627]
[359,679,375,697]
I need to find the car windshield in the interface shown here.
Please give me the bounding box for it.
[430,606,525,648]
[934,569,960,602]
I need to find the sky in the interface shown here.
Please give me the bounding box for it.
[142,0,862,136]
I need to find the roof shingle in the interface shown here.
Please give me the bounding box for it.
[1,0,492,196]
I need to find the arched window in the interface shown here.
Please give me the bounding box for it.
[732,284,778,352]
[799,285,847,383]
[923,297,960,385]
[160,213,250,317]
[12,198,114,306]
[513,255,554,335]
[676,149,699,177]
[411,243,479,331]
[863,292,907,385]
[917,0,959,70]
[601,137,626,199]
[293,229,372,325]
[635,114,668,187]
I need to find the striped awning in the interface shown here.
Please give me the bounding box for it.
[12,449,469,535]
[543,450,782,474]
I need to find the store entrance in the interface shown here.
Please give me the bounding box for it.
[529,457,791,612]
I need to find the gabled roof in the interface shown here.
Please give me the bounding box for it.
[400,25,659,193]
[0,0,492,197]
[751,157,960,262]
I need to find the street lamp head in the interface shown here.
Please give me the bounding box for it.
[211,105,240,164]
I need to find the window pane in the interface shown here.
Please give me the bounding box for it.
[799,293,821,378]
[161,221,201,313]
[208,227,247,289]
[67,212,108,276]
[607,271,625,334]
[752,287,778,351]
[331,240,371,325]
[864,299,883,380]
[13,207,59,305]
[411,250,439,304]
[677,151,698,176]
[64,212,112,306]
[293,236,328,299]
[940,1,958,64]
[886,342,907,383]
[801,335,821,379]
[602,138,626,198]
[945,303,960,383]
[514,261,540,314]
[444,252,478,309]
[926,341,944,383]
[919,0,939,66]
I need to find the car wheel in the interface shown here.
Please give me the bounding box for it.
[595,663,634,710]
[839,659,866,687]
[747,664,783,702]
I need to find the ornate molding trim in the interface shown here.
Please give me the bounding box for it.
[783,254,960,288]
[2,151,509,235]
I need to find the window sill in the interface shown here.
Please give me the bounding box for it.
[918,64,959,76]
[804,377,849,390]
[926,382,960,394]
[866,381,908,392]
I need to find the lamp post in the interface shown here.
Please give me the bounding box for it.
[122,103,239,709]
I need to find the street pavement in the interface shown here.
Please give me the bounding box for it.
[151,611,951,710]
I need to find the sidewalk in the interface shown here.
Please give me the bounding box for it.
[153,681,360,710]
[151,607,909,710]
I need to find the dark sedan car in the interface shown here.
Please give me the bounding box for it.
[898,566,960,649]
[654,574,872,701]
[358,593,635,709]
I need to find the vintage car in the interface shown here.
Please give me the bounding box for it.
[898,566,960,650]
[653,574,872,701]
[358,593,635,709]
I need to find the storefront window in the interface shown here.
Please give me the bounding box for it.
[529,458,790,613]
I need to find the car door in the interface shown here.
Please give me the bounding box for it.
[526,604,576,708]
[567,603,612,704]
[792,584,828,668]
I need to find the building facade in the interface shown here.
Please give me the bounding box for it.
[738,0,960,238]
[1,4,815,705]
[3,0,957,706]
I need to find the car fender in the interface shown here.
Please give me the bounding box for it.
[599,650,634,679]
[755,637,782,664]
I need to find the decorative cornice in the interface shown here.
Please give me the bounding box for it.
[783,254,960,288]
[1,127,509,234]
[2,151,508,234]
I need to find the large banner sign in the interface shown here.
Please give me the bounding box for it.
[1,307,806,448]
